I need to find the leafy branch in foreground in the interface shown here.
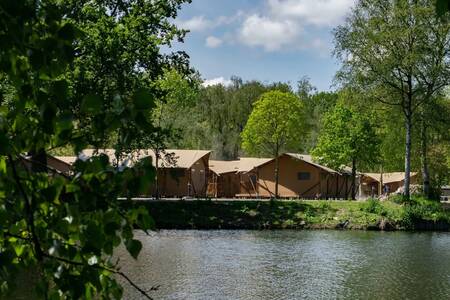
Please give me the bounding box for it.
[0,0,190,298]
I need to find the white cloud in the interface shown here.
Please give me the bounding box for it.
[268,0,355,27]
[175,13,244,33]
[205,36,223,48]
[239,14,301,51]
[234,0,354,52]
[202,77,233,87]
[175,16,212,32]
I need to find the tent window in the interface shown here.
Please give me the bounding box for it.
[297,172,311,180]
[249,174,257,186]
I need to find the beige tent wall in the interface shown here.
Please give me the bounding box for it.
[208,172,241,198]
[256,155,324,198]
[238,171,260,197]
[320,173,352,199]
[189,154,209,197]
[251,155,351,199]
[153,154,210,197]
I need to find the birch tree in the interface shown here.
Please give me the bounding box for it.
[334,0,450,200]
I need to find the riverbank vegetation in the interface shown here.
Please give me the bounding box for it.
[131,197,450,231]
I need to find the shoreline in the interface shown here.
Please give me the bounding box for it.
[124,199,450,232]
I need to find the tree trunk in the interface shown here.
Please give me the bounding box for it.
[379,165,383,195]
[155,150,159,199]
[274,155,279,199]
[420,118,430,199]
[351,158,357,200]
[404,111,412,200]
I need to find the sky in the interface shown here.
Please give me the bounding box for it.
[170,0,356,91]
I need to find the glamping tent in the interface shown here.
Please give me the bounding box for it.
[237,153,351,199]
[360,172,418,198]
[80,149,211,197]
[207,160,240,197]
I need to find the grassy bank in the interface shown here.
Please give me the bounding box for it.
[127,198,450,231]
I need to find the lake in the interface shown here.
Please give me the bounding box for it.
[118,230,450,300]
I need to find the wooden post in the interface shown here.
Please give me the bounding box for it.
[326,174,329,200]
[336,174,339,199]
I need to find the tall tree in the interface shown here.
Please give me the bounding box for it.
[241,91,307,198]
[0,0,190,298]
[416,96,450,197]
[312,103,380,199]
[334,0,450,200]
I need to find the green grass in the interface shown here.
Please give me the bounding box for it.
[126,197,450,231]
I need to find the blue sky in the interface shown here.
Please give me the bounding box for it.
[170,0,355,91]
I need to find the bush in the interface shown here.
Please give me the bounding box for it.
[400,196,448,228]
[318,201,332,211]
[361,198,386,215]
[389,194,407,204]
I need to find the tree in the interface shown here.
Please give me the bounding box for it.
[166,77,292,159]
[312,103,380,200]
[416,96,450,197]
[241,91,307,198]
[0,0,190,298]
[334,0,450,200]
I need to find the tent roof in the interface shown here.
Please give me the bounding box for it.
[80,149,210,169]
[363,172,418,184]
[209,160,240,175]
[285,153,340,174]
[238,157,273,173]
[53,156,78,165]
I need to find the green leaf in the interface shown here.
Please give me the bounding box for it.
[125,239,142,259]
[81,94,103,114]
[13,244,26,256]
[132,88,154,110]
[137,207,155,230]
[0,156,6,174]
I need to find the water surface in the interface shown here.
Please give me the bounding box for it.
[118,230,450,299]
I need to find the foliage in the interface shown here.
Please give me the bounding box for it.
[334,0,450,199]
[401,197,449,228]
[302,90,339,151]
[241,90,307,157]
[161,77,292,159]
[312,102,380,171]
[0,0,190,298]
[361,199,386,216]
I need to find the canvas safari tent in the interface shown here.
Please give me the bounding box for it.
[235,157,273,197]
[359,172,418,198]
[207,160,240,197]
[236,153,352,199]
[80,149,211,197]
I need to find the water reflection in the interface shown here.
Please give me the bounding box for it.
[117,231,450,299]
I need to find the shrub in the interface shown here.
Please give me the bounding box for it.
[400,196,447,228]
[361,198,386,215]
[318,201,332,211]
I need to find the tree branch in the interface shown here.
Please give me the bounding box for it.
[7,155,44,260]
[43,253,156,299]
